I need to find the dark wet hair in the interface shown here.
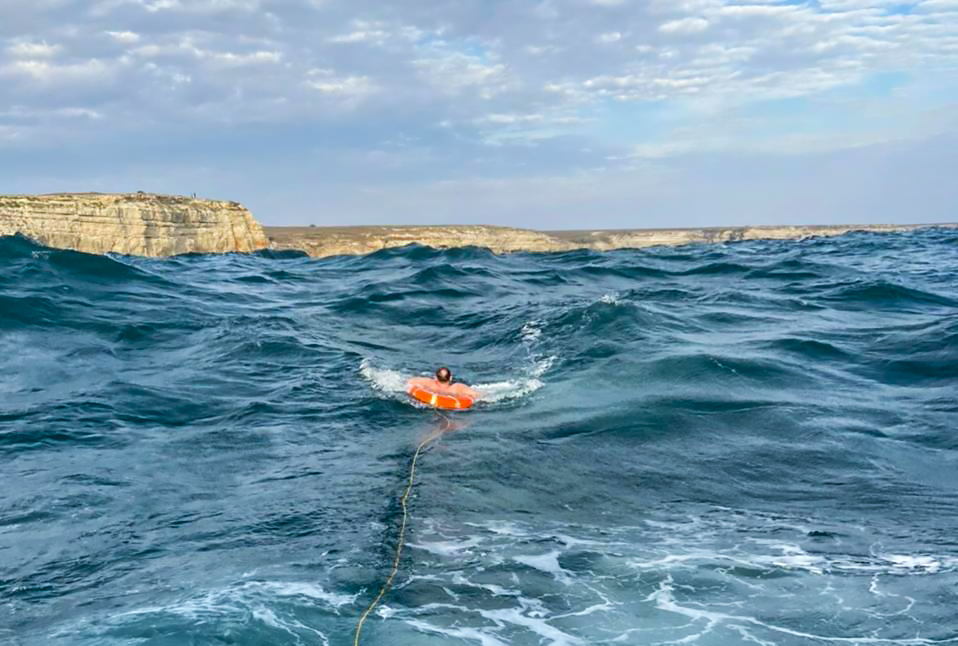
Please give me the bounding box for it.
[436,367,452,383]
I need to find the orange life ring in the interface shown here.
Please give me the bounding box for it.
[407,384,475,410]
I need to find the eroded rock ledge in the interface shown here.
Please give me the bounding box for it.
[0,193,268,257]
[266,223,952,258]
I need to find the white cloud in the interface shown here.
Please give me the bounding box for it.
[7,41,62,58]
[919,0,958,9]
[413,48,511,98]
[526,44,562,55]
[0,58,116,84]
[659,17,710,34]
[718,4,800,17]
[305,68,377,101]
[95,0,263,13]
[0,125,21,142]
[328,20,391,46]
[127,38,281,67]
[596,31,624,44]
[1,0,957,188]
[205,50,282,66]
[1,106,104,120]
[106,30,141,44]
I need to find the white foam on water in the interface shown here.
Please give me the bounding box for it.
[530,354,556,377]
[252,581,357,608]
[359,358,407,395]
[475,353,552,403]
[521,319,542,344]
[479,606,585,646]
[551,600,616,620]
[513,550,573,585]
[880,554,957,574]
[473,520,528,537]
[251,606,300,640]
[649,575,958,645]
[408,536,484,556]
[599,292,621,305]
[869,575,918,617]
[450,573,521,598]
[402,572,584,644]
[432,514,958,644]
[376,513,958,646]
[629,551,746,571]
[628,541,958,580]
[551,532,619,549]
[473,377,543,403]
[361,357,549,405]
[109,580,356,623]
[406,618,510,646]
[754,543,827,574]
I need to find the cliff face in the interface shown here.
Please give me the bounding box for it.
[266,225,563,257]
[267,223,946,258]
[0,193,269,257]
[2,193,948,259]
[552,224,920,251]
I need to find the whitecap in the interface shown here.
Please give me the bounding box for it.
[881,554,956,574]
[473,378,543,403]
[513,550,573,585]
[478,606,585,645]
[406,618,510,646]
[408,536,484,556]
[359,358,407,394]
[521,319,543,344]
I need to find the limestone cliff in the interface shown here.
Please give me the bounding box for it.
[550,223,922,251]
[2,193,949,259]
[0,193,268,256]
[266,225,562,257]
[267,223,951,258]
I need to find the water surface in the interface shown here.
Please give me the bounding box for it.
[2,228,957,645]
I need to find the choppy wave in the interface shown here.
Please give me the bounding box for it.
[2,228,957,645]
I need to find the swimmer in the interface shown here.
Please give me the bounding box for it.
[406,366,480,401]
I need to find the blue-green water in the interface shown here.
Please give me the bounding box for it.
[1,229,957,645]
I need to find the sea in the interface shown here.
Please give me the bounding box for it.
[1,227,957,646]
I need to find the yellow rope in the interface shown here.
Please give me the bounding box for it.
[353,427,443,645]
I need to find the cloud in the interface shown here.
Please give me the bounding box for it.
[659,17,710,34]
[6,41,62,58]
[412,39,512,98]
[105,30,141,44]
[0,58,117,84]
[0,0,956,227]
[596,31,624,44]
[304,68,377,101]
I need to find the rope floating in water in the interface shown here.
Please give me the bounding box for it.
[353,429,442,645]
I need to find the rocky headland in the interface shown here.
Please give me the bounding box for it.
[1,192,952,257]
[0,193,268,257]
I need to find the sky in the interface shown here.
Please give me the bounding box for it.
[0,0,956,228]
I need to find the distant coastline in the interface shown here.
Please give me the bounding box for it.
[1,192,954,257]
[265,222,957,258]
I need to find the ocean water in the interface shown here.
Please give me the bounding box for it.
[1,228,957,646]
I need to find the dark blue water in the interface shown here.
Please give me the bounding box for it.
[2,228,957,645]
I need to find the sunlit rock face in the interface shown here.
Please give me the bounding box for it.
[0,193,269,257]
[265,223,943,257]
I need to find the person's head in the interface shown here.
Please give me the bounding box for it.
[435,367,452,384]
